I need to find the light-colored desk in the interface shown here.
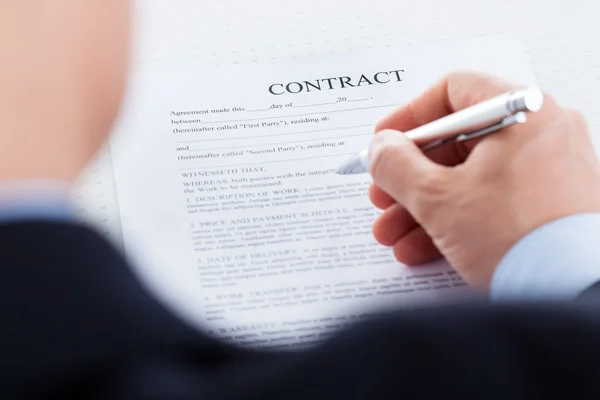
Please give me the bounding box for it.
[72,0,600,240]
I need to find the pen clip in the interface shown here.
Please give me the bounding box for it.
[421,112,528,152]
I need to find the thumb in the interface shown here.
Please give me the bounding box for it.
[369,129,451,214]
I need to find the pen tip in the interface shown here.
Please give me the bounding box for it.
[336,154,367,175]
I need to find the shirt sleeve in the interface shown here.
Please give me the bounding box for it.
[0,181,73,223]
[491,213,600,301]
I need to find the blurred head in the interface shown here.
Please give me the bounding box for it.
[0,1,131,180]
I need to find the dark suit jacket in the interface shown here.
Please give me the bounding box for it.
[2,222,600,399]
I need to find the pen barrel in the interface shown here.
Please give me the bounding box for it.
[405,87,542,146]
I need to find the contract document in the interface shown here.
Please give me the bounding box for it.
[110,37,537,349]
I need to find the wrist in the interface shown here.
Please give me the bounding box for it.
[491,213,600,301]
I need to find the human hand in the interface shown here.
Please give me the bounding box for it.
[369,72,600,290]
[0,1,130,182]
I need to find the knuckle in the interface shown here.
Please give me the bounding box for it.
[565,108,589,130]
[445,70,491,87]
[536,106,589,146]
[447,71,516,111]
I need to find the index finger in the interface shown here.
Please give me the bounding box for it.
[375,71,517,137]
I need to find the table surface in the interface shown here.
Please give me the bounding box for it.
[71,0,600,240]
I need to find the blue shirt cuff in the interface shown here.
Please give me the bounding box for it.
[0,181,73,223]
[491,213,600,301]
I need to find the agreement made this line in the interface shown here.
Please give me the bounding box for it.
[175,124,374,144]
[198,104,400,124]
[189,133,372,152]
[178,153,355,170]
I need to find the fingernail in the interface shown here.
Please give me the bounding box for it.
[369,130,404,165]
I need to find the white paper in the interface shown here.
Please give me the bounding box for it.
[111,37,537,349]
[69,146,123,248]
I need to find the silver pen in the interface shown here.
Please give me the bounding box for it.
[336,87,544,175]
